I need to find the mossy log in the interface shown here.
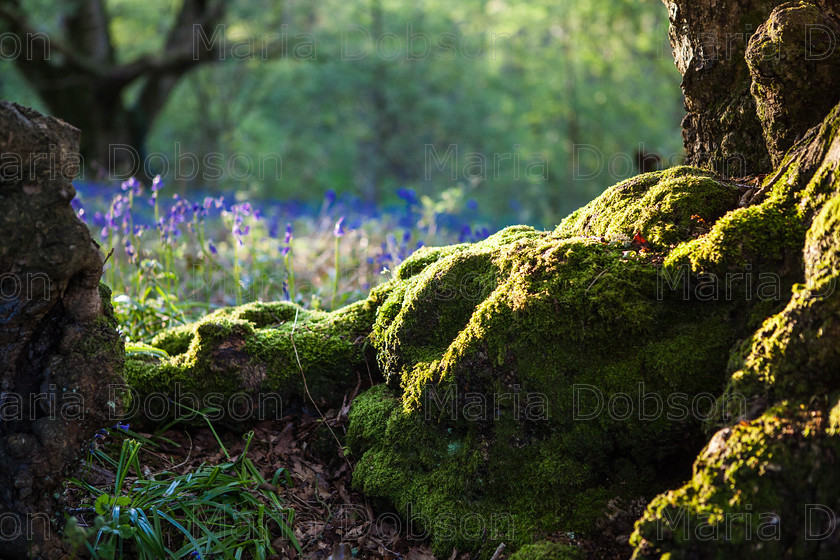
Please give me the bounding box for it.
[123,296,387,422]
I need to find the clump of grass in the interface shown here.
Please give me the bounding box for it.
[65,428,299,560]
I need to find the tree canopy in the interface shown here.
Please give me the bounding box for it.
[0,0,683,225]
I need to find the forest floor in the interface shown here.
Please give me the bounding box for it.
[65,401,639,560]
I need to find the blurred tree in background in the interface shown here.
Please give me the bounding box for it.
[0,0,683,226]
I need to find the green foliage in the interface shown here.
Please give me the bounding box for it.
[0,0,683,225]
[66,431,299,560]
[153,0,681,224]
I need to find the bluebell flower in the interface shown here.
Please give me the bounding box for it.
[397,188,418,206]
[125,240,136,262]
[120,177,142,195]
[151,175,164,192]
[113,422,130,431]
[334,216,346,238]
[325,190,336,204]
[208,241,218,255]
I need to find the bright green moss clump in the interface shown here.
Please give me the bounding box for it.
[349,168,758,558]
[631,410,840,560]
[557,166,739,247]
[124,294,389,420]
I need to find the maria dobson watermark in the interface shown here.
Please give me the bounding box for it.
[572,383,746,423]
[651,503,840,544]
[656,264,837,302]
[109,144,282,183]
[192,22,512,62]
[571,144,750,180]
[0,272,51,304]
[424,384,548,422]
[0,31,50,61]
[653,505,780,542]
[0,387,84,422]
[0,146,282,183]
[657,264,784,302]
[425,144,548,183]
[0,512,52,544]
[108,384,283,423]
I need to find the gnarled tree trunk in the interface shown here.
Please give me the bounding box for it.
[662,0,840,176]
[0,101,123,559]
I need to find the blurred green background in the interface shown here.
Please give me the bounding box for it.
[0,0,684,227]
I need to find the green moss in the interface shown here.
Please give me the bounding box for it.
[556,166,739,247]
[509,542,583,560]
[350,171,754,557]
[630,101,840,559]
[631,409,840,560]
[664,167,806,275]
[124,298,384,421]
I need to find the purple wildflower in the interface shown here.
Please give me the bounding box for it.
[225,203,253,246]
[281,223,293,256]
[125,239,136,262]
[120,177,142,195]
[334,216,346,238]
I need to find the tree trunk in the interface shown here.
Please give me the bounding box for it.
[0,0,226,181]
[35,80,147,181]
[663,0,840,176]
[0,101,123,559]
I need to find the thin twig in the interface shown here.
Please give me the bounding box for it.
[102,247,115,266]
[490,542,506,560]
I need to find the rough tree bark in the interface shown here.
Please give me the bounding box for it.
[0,101,123,559]
[662,0,840,176]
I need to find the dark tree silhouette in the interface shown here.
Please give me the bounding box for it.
[0,0,231,178]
